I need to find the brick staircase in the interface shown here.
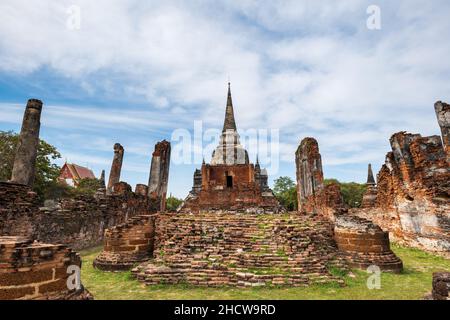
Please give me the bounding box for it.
[132,213,347,287]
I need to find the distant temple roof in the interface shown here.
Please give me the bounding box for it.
[60,163,96,181]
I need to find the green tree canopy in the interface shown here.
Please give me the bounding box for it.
[324,179,367,208]
[0,130,62,202]
[273,176,297,211]
[166,195,183,212]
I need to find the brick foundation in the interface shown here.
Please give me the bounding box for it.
[132,213,347,287]
[0,236,92,300]
[334,216,403,273]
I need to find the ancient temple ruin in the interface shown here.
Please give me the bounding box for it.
[295,137,345,219]
[0,100,92,300]
[179,84,282,214]
[352,101,449,257]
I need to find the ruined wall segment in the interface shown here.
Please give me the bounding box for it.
[0,182,149,250]
[10,99,43,187]
[353,104,450,256]
[148,140,171,212]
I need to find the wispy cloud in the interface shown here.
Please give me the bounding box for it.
[1,0,449,197]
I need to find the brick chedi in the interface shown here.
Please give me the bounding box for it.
[334,216,403,273]
[179,83,283,214]
[93,215,155,271]
[0,236,92,300]
[295,137,345,219]
[10,99,43,186]
[133,213,347,287]
[107,143,124,194]
[148,140,171,212]
[353,102,450,257]
[361,164,378,208]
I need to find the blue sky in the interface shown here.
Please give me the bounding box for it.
[1,0,450,198]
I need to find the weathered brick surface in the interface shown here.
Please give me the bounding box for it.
[353,125,450,256]
[0,182,150,250]
[295,138,346,218]
[334,216,403,273]
[132,213,347,287]
[148,140,171,212]
[0,236,92,300]
[94,215,155,271]
[431,272,450,300]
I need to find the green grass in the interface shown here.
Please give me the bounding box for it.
[80,244,449,300]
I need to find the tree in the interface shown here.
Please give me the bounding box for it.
[0,130,62,202]
[324,178,367,208]
[273,176,297,211]
[70,178,103,197]
[166,195,183,212]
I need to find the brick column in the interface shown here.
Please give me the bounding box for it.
[10,99,43,186]
[107,143,124,193]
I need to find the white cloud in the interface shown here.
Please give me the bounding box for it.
[1,0,450,195]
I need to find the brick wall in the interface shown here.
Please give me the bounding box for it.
[0,182,150,250]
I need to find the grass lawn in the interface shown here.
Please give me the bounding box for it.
[80,245,449,300]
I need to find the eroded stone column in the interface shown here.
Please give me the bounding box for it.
[107,143,124,193]
[148,140,171,212]
[10,99,43,186]
[295,137,324,213]
[435,101,450,159]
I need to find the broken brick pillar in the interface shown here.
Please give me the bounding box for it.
[435,101,450,160]
[295,137,324,213]
[107,143,124,194]
[10,99,43,186]
[361,164,378,208]
[148,140,171,212]
[431,272,450,300]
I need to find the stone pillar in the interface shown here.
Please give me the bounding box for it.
[295,137,324,213]
[435,101,450,160]
[107,143,124,194]
[10,99,43,187]
[148,140,171,212]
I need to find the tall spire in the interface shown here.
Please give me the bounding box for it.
[366,163,376,185]
[223,82,237,132]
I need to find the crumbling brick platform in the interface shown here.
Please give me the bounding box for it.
[0,236,92,300]
[334,216,403,273]
[132,213,347,287]
[431,272,450,300]
[94,215,155,271]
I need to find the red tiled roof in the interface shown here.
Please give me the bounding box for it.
[60,163,96,181]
